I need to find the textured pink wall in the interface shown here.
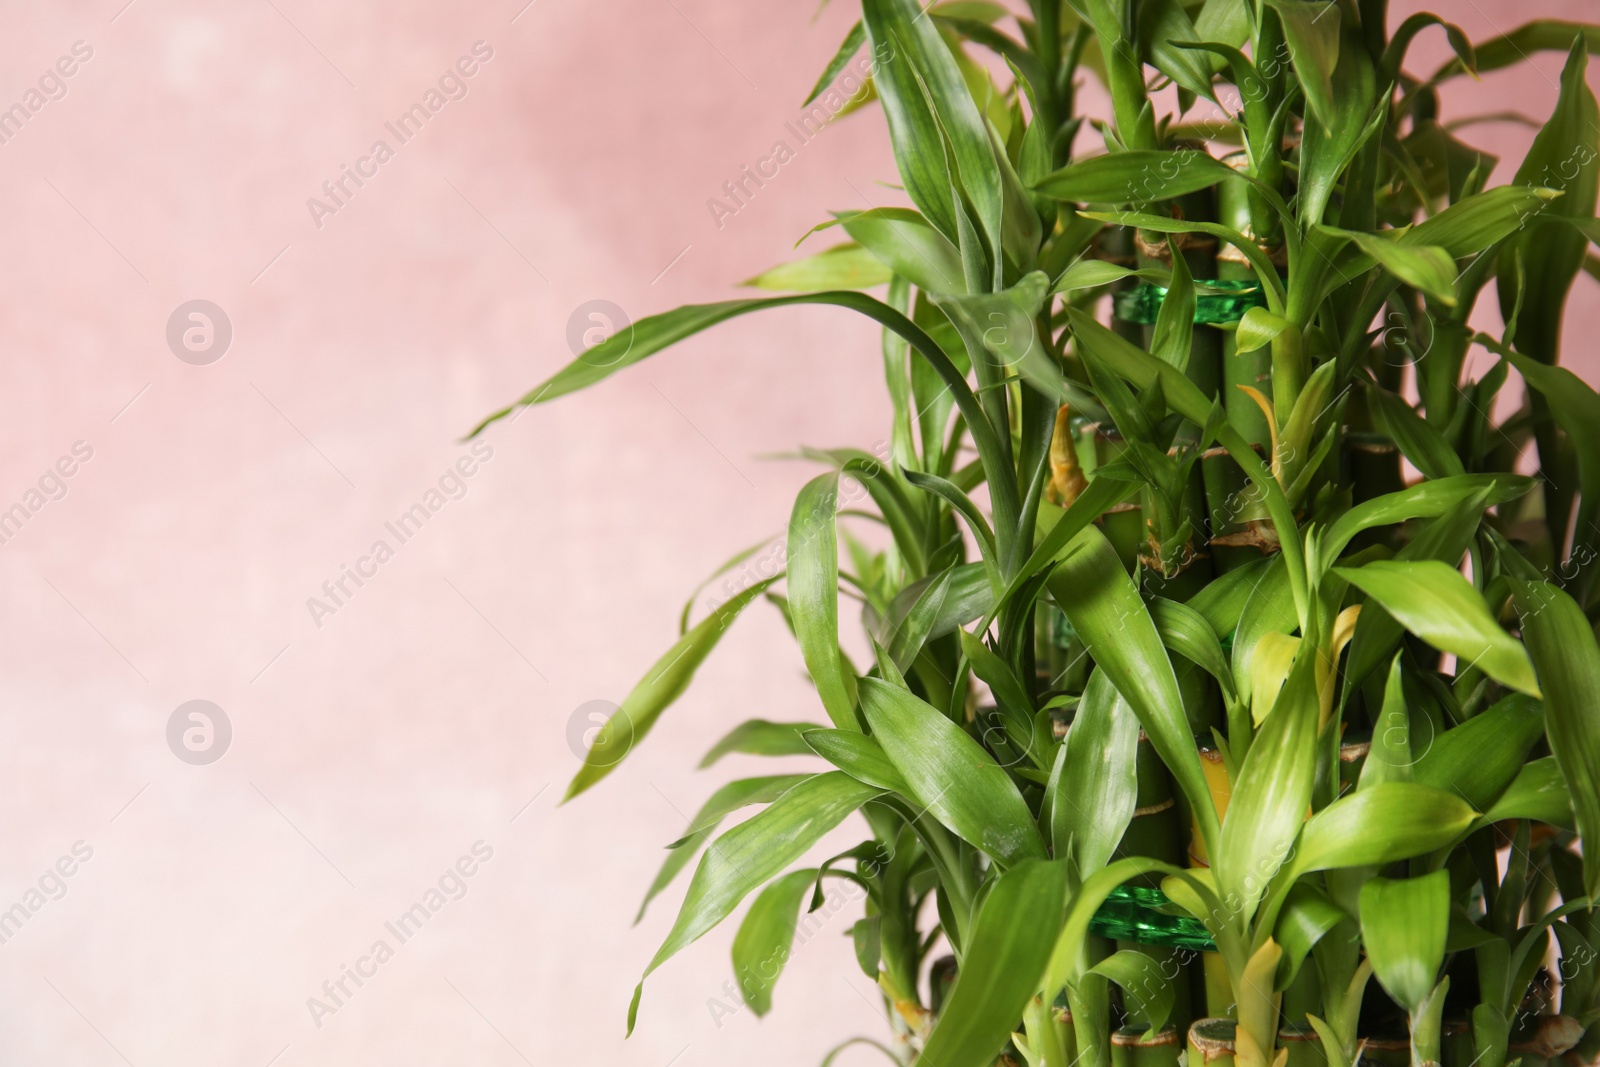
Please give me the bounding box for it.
[0,2,1593,1064]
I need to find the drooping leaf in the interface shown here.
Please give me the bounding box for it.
[638,774,813,922]
[1089,950,1176,1034]
[630,772,883,1033]
[839,208,968,295]
[567,578,779,800]
[858,677,1048,866]
[790,472,860,730]
[1484,756,1575,829]
[1318,474,1536,570]
[1335,560,1540,697]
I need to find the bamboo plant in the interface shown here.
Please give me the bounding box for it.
[474,4,1600,1066]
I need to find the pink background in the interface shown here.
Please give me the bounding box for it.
[0,1,1593,1064]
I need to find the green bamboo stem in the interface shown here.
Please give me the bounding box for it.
[1113,1026,1183,1067]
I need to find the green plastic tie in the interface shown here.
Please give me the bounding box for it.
[1113,280,1265,326]
[1088,884,1217,951]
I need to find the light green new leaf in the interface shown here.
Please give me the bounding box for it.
[743,243,892,292]
[638,774,813,922]
[1358,655,1412,790]
[731,868,817,1015]
[1293,783,1477,875]
[1359,871,1450,1014]
[629,772,882,1033]
[1050,667,1139,876]
[1334,560,1540,697]
[1047,524,1220,858]
[858,677,1047,866]
[1052,259,1168,293]
[1217,641,1319,923]
[1275,883,1348,991]
[1511,580,1600,898]
[790,472,860,730]
[1151,598,1236,701]
[1041,856,1188,997]
[700,720,823,768]
[1034,149,1237,204]
[918,860,1070,1067]
[567,578,778,800]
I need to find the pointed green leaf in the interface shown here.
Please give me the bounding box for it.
[638,774,813,922]
[1359,871,1450,1014]
[1511,580,1600,898]
[630,772,882,1033]
[790,472,859,730]
[1413,694,1544,809]
[1293,782,1477,875]
[1335,560,1540,697]
[802,728,912,795]
[731,868,818,1015]
[744,243,891,292]
[1050,667,1139,876]
[839,208,968,295]
[1047,524,1220,857]
[701,720,824,768]
[1034,149,1237,204]
[917,860,1071,1067]
[858,677,1047,865]
[567,578,779,800]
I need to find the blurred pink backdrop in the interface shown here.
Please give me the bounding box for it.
[0,1,1593,1064]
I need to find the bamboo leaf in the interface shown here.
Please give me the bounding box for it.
[731,868,818,1015]
[1266,1,1340,124]
[1089,950,1176,1034]
[802,729,912,794]
[838,208,968,295]
[1218,640,1319,922]
[863,0,1003,268]
[1292,782,1477,875]
[805,20,867,106]
[1511,580,1600,897]
[1335,560,1540,697]
[567,578,779,800]
[1050,667,1140,876]
[917,859,1070,1067]
[790,472,860,730]
[701,720,824,768]
[1318,474,1536,569]
[630,772,883,1033]
[1034,149,1237,204]
[744,243,892,292]
[1484,756,1574,829]
[1319,227,1459,305]
[1359,871,1450,1014]
[1047,525,1220,857]
[858,677,1048,865]
[1413,694,1545,809]
[638,774,813,922]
